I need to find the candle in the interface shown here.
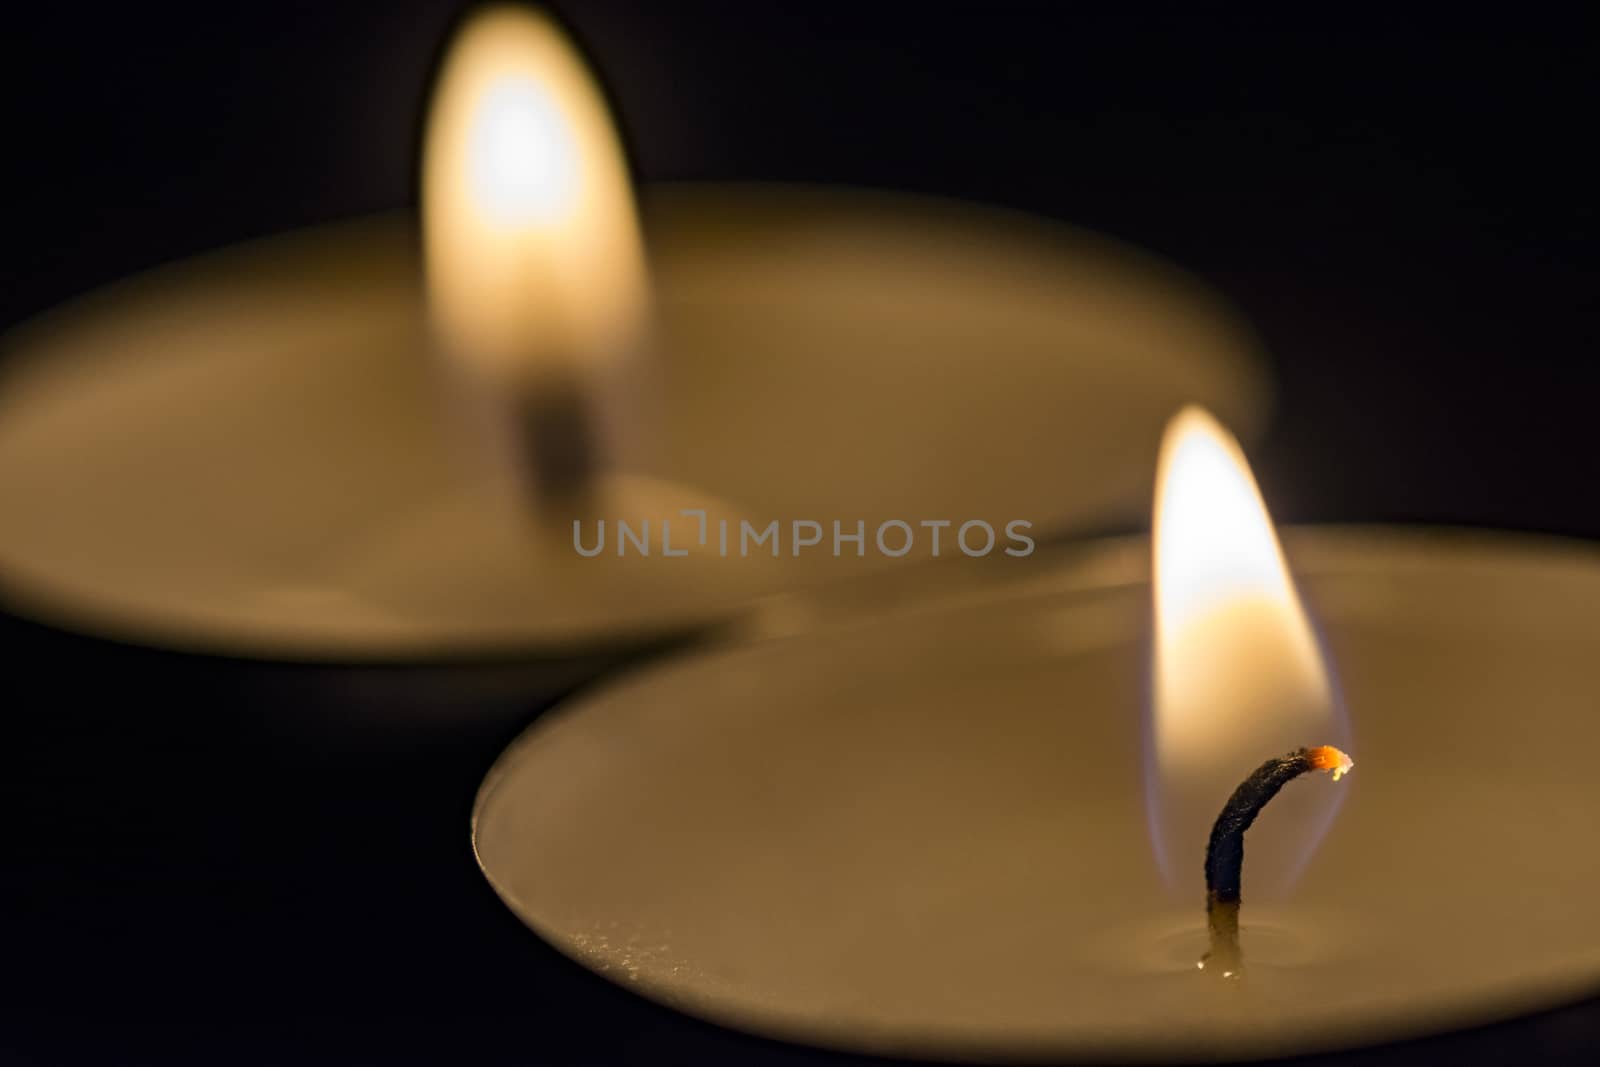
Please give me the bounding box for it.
[0,8,1268,661]
[421,5,649,503]
[1150,407,1351,901]
[472,409,1600,1061]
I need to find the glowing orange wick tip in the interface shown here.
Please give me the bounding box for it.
[1308,745,1355,782]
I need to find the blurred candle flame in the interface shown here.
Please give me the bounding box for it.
[422,4,647,392]
[1148,406,1350,896]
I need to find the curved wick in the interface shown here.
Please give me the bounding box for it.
[1200,745,1353,979]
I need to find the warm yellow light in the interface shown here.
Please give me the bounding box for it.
[1150,406,1345,893]
[467,78,580,225]
[422,5,647,389]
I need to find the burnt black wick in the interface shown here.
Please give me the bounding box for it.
[1200,745,1353,978]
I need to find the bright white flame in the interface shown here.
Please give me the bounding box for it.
[467,78,580,225]
[422,5,647,390]
[1149,407,1348,895]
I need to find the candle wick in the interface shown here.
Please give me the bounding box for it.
[511,374,599,506]
[1201,897,1243,980]
[1200,745,1353,978]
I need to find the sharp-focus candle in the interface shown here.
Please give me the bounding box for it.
[473,411,1600,1062]
[1150,407,1351,898]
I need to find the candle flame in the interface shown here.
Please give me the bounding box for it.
[467,77,580,226]
[422,5,647,390]
[1148,406,1350,895]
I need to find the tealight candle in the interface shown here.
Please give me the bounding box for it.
[472,409,1600,1062]
[0,7,1266,661]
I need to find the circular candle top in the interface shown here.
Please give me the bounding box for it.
[473,528,1600,1061]
[0,184,1266,659]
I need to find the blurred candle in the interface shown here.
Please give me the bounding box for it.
[0,7,1269,661]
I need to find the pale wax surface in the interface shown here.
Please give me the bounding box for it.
[474,528,1600,1062]
[0,185,1266,660]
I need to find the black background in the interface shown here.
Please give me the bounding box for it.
[3,3,1597,1064]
